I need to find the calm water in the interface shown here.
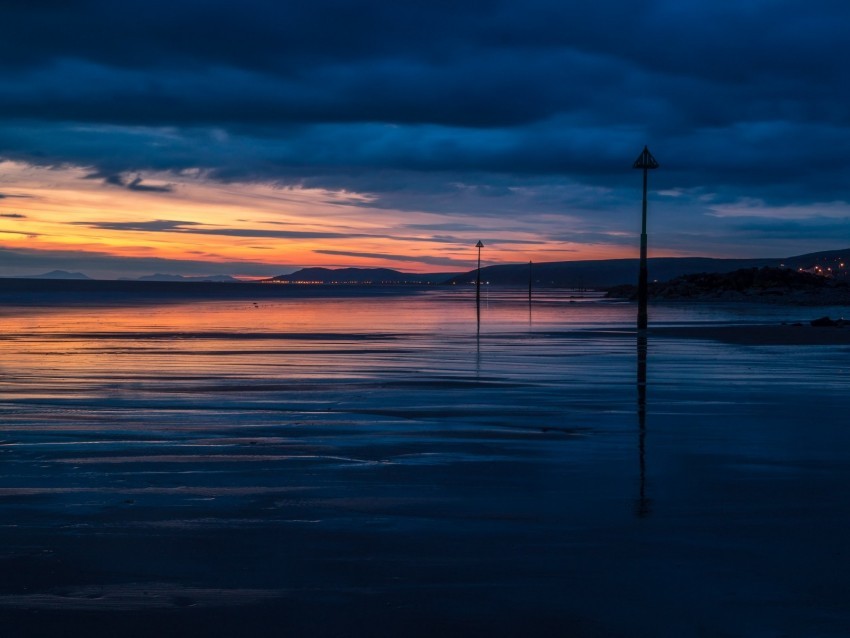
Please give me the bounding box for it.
[1,289,849,637]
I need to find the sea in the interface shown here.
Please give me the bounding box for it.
[1,285,849,637]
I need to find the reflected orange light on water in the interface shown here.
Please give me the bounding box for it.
[0,297,467,337]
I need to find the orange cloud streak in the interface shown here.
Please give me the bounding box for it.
[1,161,638,276]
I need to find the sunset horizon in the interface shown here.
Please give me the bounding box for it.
[3,1,849,279]
[3,155,848,280]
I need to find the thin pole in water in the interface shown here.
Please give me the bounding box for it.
[475,240,484,309]
[632,146,659,331]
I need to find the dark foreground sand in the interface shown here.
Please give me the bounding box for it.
[2,295,850,637]
[650,323,850,345]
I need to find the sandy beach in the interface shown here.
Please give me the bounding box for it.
[1,289,849,637]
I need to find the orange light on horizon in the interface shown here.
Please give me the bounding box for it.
[1,160,657,277]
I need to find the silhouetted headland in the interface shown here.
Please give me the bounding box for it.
[606,266,850,305]
[444,247,850,289]
[264,266,458,285]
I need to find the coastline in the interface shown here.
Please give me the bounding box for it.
[0,277,435,306]
[4,278,850,345]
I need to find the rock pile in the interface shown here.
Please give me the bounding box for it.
[606,267,850,305]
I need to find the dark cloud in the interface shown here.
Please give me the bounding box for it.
[0,213,26,218]
[84,171,173,192]
[70,218,530,247]
[1,0,849,262]
[127,176,172,193]
[104,174,126,187]
[0,2,846,161]
[74,219,197,232]
[403,223,485,232]
[72,219,360,239]
[732,217,850,239]
[1,2,847,129]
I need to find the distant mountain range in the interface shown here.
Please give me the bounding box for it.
[266,249,850,289]
[24,270,92,280]
[443,248,850,288]
[9,248,850,288]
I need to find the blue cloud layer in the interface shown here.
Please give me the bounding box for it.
[1,0,849,264]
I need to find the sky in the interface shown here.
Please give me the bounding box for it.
[1,0,849,279]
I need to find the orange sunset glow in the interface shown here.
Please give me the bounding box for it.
[0,161,639,279]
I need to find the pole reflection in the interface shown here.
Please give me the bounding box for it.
[475,302,482,378]
[636,330,651,518]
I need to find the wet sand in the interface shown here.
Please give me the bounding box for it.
[652,323,850,345]
[1,292,849,637]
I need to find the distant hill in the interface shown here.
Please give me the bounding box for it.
[266,267,458,284]
[444,248,850,289]
[777,248,850,273]
[10,248,849,288]
[134,273,242,283]
[24,270,91,280]
[607,266,850,305]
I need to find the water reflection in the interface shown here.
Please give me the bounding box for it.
[475,319,482,378]
[636,331,651,518]
[5,291,850,636]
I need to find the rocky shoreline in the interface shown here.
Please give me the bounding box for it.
[606,266,850,305]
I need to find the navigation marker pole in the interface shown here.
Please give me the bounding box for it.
[633,146,659,331]
[475,240,484,310]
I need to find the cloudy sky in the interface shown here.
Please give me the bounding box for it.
[1,0,849,278]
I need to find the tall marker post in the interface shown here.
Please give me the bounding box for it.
[633,146,659,330]
[475,240,484,307]
[475,241,484,328]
